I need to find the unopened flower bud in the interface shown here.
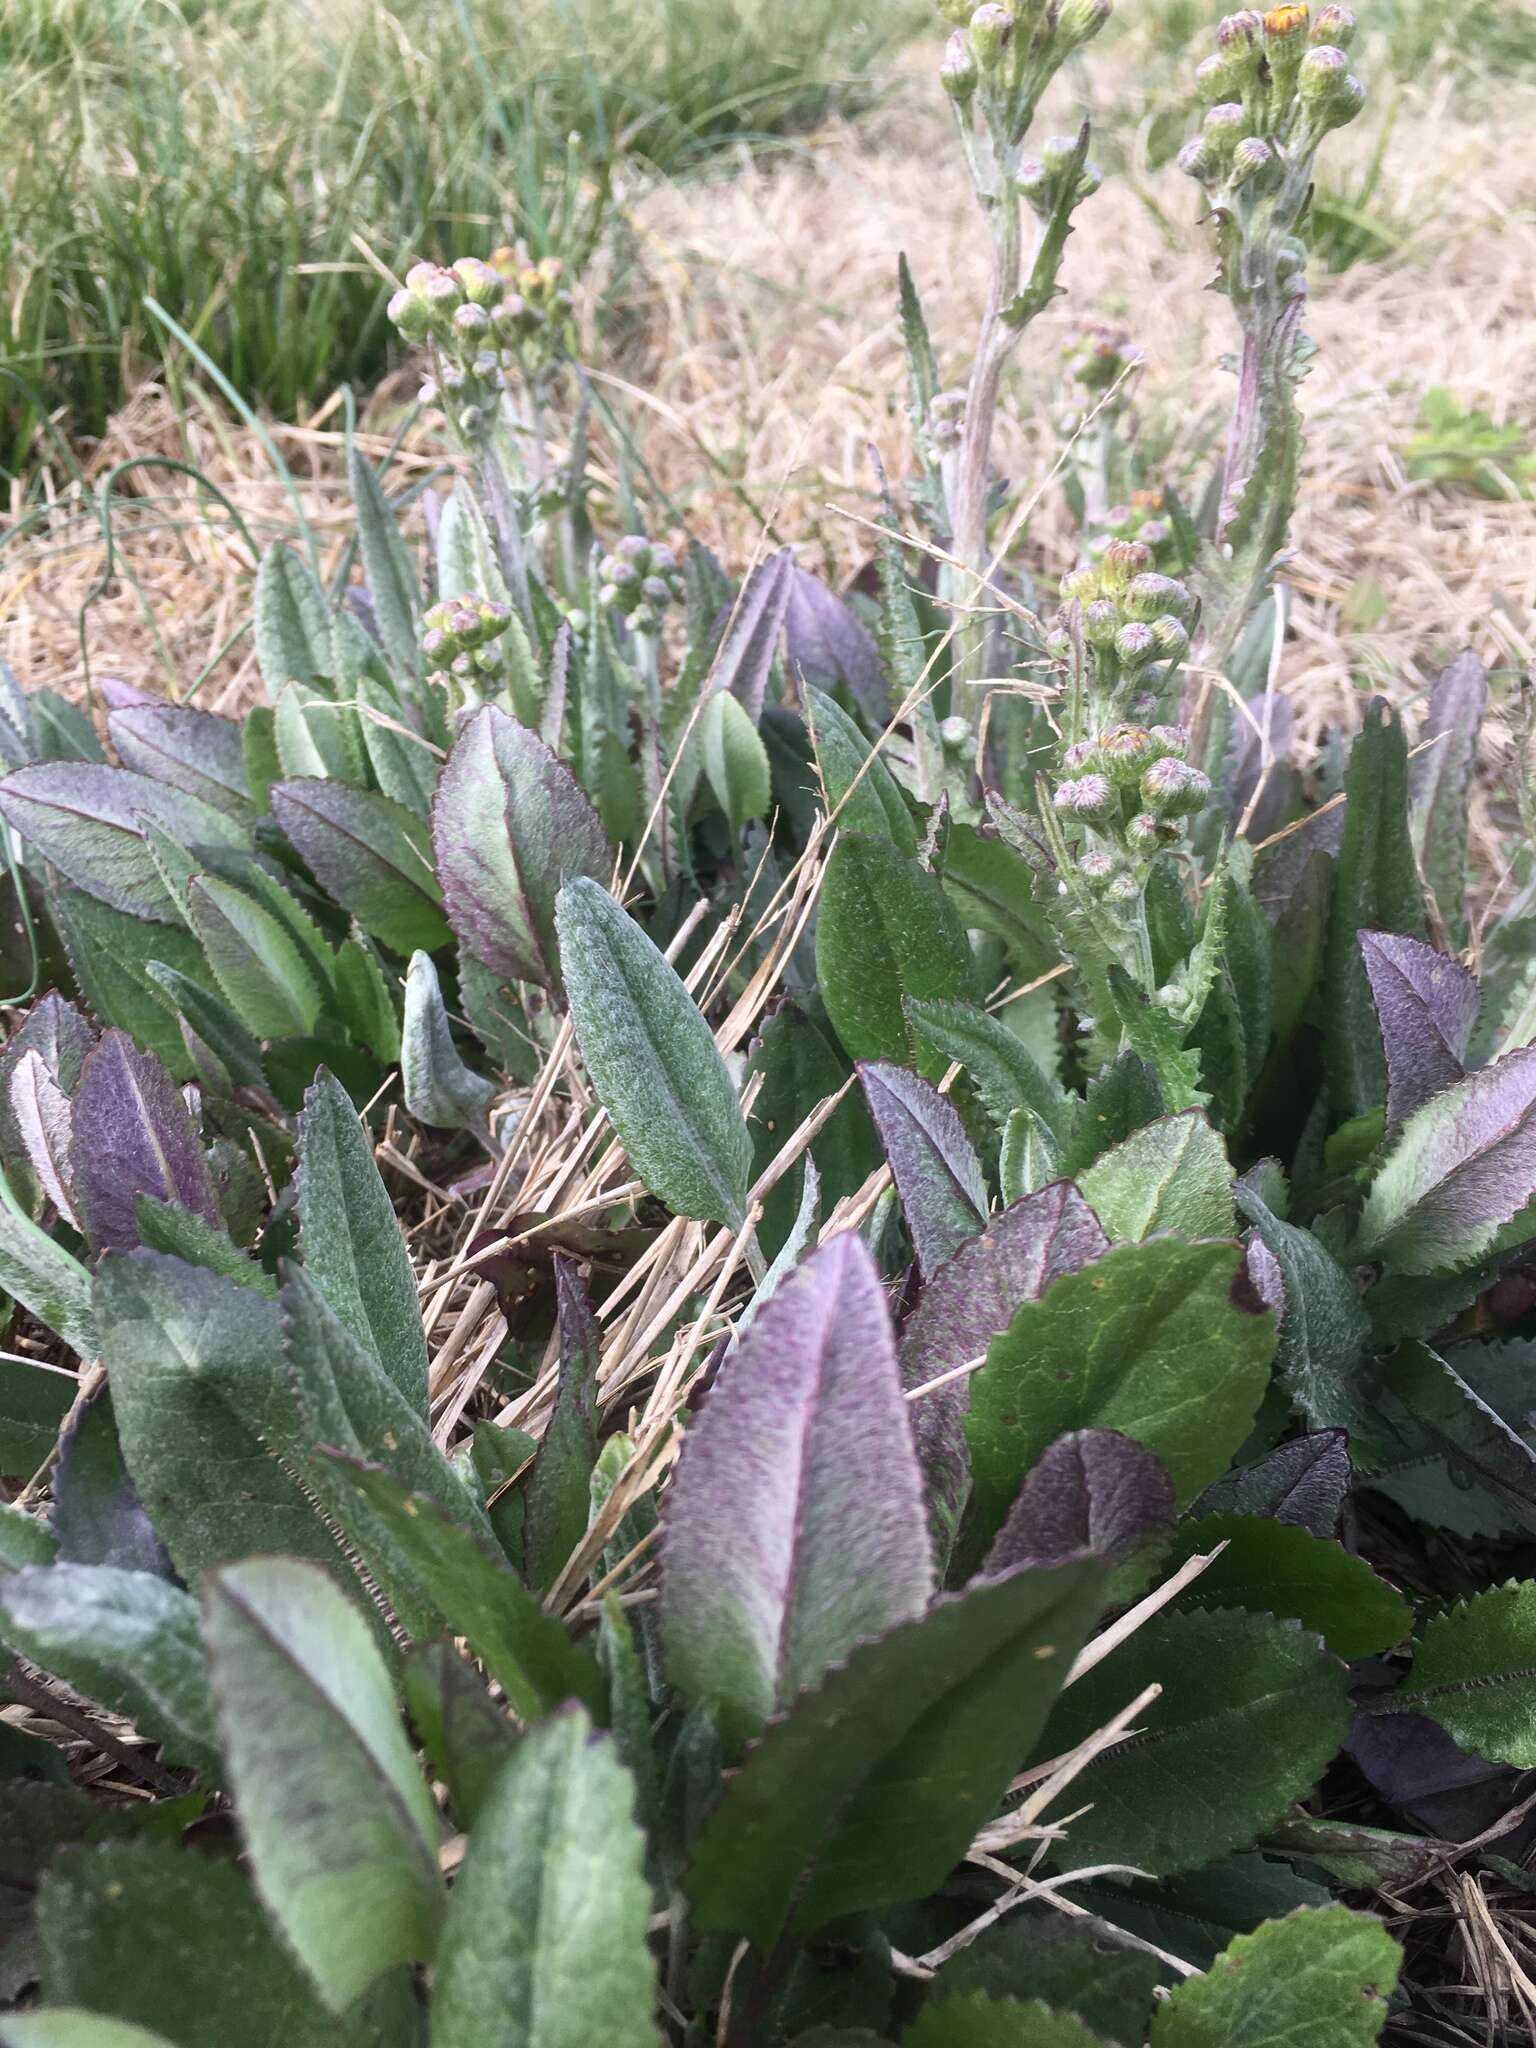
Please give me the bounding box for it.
[389,288,431,341]
[1062,739,1100,774]
[453,303,492,338]
[1149,723,1189,759]
[1053,0,1113,53]
[405,261,438,294]
[1106,870,1141,902]
[1045,628,1074,662]
[939,0,975,22]
[1100,539,1153,588]
[1055,772,1117,821]
[1084,599,1120,648]
[1194,52,1229,100]
[1178,138,1215,183]
[1151,615,1190,660]
[941,29,979,100]
[616,533,651,562]
[1127,811,1163,853]
[1202,102,1246,164]
[1229,136,1276,186]
[598,583,621,609]
[1079,850,1117,887]
[1115,622,1157,668]
[425,273,463,319]
[1310,3,1356,46]
[1124,571,1191,621]
[1141,757,1211,818]
[1298,44,1365,126]
[968,3,1014,69]
[457,406,484,440]
[1100,723,1156,779]
[453,257,500,307]
[642,576,672,604]
[1059,566,1100,605]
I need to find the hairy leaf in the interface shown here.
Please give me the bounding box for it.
[711,546,795,725]
[1168,1514,1412,1656]
[10,1051,76,1225]
[1411,649,1486,949]
[858,1062,986,1278]
[184,873,327,1040]
[1394,1581,1536,1766]
[271,781,449,955]
[904,1998,1105,2047]
[1236,1184,1376,1443]
[0,2017,181,2048]
[1151,1904,1400,2048]
[787,568,885,724]
[401,952,496,1133]
[1075,1110,1234,1242]
[69,1033,219,1255]
[1192,1430,1351,1537]
[107,704,255,824]
[1359,929,1478,1125]
[806,690,916,852]
[513,1260,601,1595]
[254,544,333,696]
[905,996,1071,1144]
[700,687,771,830]
[986,1430,1175,1577]
[348,448,422,687]
[51,1388,170,1575]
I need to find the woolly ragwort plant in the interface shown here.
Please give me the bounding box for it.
[0,5,1533,2045]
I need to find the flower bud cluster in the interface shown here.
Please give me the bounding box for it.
[596,532,684,635]
[1179,6,1364,198]
[937,0,1113,143]
[388,246,575,446]
[422,593,513,692]
[1016,134,1102,220]
[1051,719,1211,896]
[1048,542,1196,720]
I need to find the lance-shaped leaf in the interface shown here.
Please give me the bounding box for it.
[858,1062,986,1278]
[0,763,246,923]
[107,703,255,823]
[557,877,753,1230]
[1076,1110,1235,1242]
[401,952,496,1134]
[1236,1183,1378,1447]
[52,1386,170,1575]
[11,1050,76,1225]
[985,1431,1175,1577]
[271,780,449,956]
[403,1641,517,1832]
[1032,1607,1351,1877]
[685,1556,1105,1949]
[1393,1581,1536,1766]
[964,1238,1275,1556]
[1166,1514,1412,1657]
[0,1175,97,1359]
[710,546,794,725]
[786,565,886,722]
[1355,1047,1536,1273]
[68,1033,219,1255]
[184,873,328,1040]
[432,705,608,987]
[1151,1905,1400,2048]
[1377,1340,1536,1534]
[699,686,771,829]
[899,1182,1109,1568]
[430,1708,657,2048]
[906,1998,1105,2048]
[1359,929,1479,1125]
[1192,1430,1351,1538]
[142,962,267,1092]
[299,1071,428,1414]
[203,1558,443,2011]
[348,447,423,686]
[905,995,1072,1143]
[806,688,916,852]
[254,542,333,696]
[0,992,95,1175]
[514,1259,601,1596]
[0,1563,217,1774]
[1411,648,1486,949]
[661,1233,933,1751]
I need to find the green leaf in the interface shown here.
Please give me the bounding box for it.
[1411,651,1485,949]
[271,781,450,956]
[402,1641,516,1832]
[0,2017,181,2048]
[0,1173,98,1359]
[904,1998,1107,2047]
[938,1914,1157,2039]
[1393,1581,1536,1765]
[964,1239,1275,1556]
[1075,1111,1234,1241]
[401,951,496,1133]
[1325,699,1425,1120]
[1150,1905,1400,2048]
[557,877,753,1231]
[348,448,423,687]
[142,963,267,1092]
[202,1557,443,2011]
[905,996,1072,1144]
[132,1195,272,1294]
[806,690,916,853]
[1059,1054,1164,1176]
[1033,1608,1351,1876]
[744,1003,877,1264]
[999,1107,1061,1202]
[1235,1183,1376,1443]
[0,1564,217,1773]
[0,1502,57,1570]
[859,1061,986,1278]
[335,929,403,1064]
[817,835,975,1081]
[939,824,1057,975]
[514,1261,601,1596]
[272,682,367,785]
[685,1558,1105,1949]
[255,544,333,697]
[700,688,772,830]
[184,873,326,1040]
[299,1071,428,1415]
[1167,1514,1412,1656]
[431,1708,657,2048]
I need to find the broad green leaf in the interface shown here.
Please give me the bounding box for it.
[39,1841,404,2048]
[557,877,753,1231]
[108,703,255,824]
[805,690,916,852]
[401,951,496,1133]
[142,963,267,1091]
[700,687,771,829]
[1394,1581,1536,1765]
[1151,1904,1400,2048]
[335,929,403,1063]
[1355,1049,1536,1274]
[273,681,367,785]
[271,781,450,955]
[1325,699,1424,1119]
[299,1071,428,1414]
[431,1709,657,2048]
[0,1174,97,1359]
[906,996,1072,1144]
[1000,1106,1060,1201]
[185,873,326,1039]
[858,1061,986,1278]
[1192,1430,1351,1537]
[685,1558,1105,1948]
[348,447,423,686]
[436,480,509,608]
[744,1003,877,1262]
[964,1239,1275,1555]
[1075,1110,1234,1241]
[939,823,1057,975]
[402,1641,517,1832]
[0,1359,75,1481]
[1235,1183,1376,1442]
[1034,1607,1351,1876]
[358,680,437,815]
[317,1456,605,1722]
[817,834,975,1079]
[938,1914,1158,2039]
[662,1234,933,1751]
[1073,1856,1330,1978]
[254,543,333,696]
[0,2017,180,2048]
[134,1195,271,1293]
[1167,1514,1411,1656]
[707,545,795,726]
[50,1384,168,1572]
[0,1564,216,1773]
[203,1558,443,2011]
[905,1998,1106,2047]
[0,1502,57,1570]
[1059,1054,1164,1177]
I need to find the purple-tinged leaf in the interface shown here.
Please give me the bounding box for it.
[0,762,247,923]
[10,1050,77,1226]
[785,564,887,724]
[858,1061,986,1278]
[0,994,95,1192]
[1229,688,1296,844]
[1411,648,1486,947]
[99,675,157,712]
[68,1031,220,1254]
[1346,1708,1536,1852]
[708,546,795,726]
[985,1430,1174,1575]
[1356,1046,1536,1273]
[661,1232,934,1750]
[1360,929,1479,1125]
[270,779,450,955]
[432,705,608,987]
[898,1181,1109,1567]
[52,1382,172,1577]
[108,703,255,823]
[1192,1430,1351,1538]
[513,1257,601,1597]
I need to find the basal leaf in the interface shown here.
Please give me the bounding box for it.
[661,1233,933,1751]
[557,877,753,1231]
[430,1708,657,2048]
[254,543,333,697]
[699,687,772,830]
[1075,1110,1234,1242]
[432,705,608,987]
[937,1913,1158,2038]
[1191,1430,1351,1537]
[515,1259,601,1597]
[1235,1184,1377,1445]
[985,1431,1175,1578]
[107,704,255,824]
[401,951,496,1134]
[141,962,268,1093]
[905,996,1071,1144]
[184,873,327,1040]
[299,1070,428,1414]
[858,1062,986,1278]
[203,1558,443,2011]
[786,567,886,723]
[0,1173,97,1359]
[817,835,975,1079]
[0,2016,180,2048]
[69,1032,219,1255]
[1059,1053,1165,1177]
[1359,929,1478,1125]
[348,447,423,687]
[271,780,449,955]
[744,1003,878,1263]
[1150,1904,1400,2048]
[904,1998,1106,2047]
[51,1385,170,1574]
[1032,1607,1351,1876]
[0,1503,57,1570]
[709,546,794,725]
[965,1238,1275,1556]
[1411,649,1486,949]
[1394,1581,1536,1766]
[402,1641,517,1832]
[9,1050,76,1223]
[685,1557,1105,1948]
[1167,1514,1412,1656]
[805,689,916,853]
